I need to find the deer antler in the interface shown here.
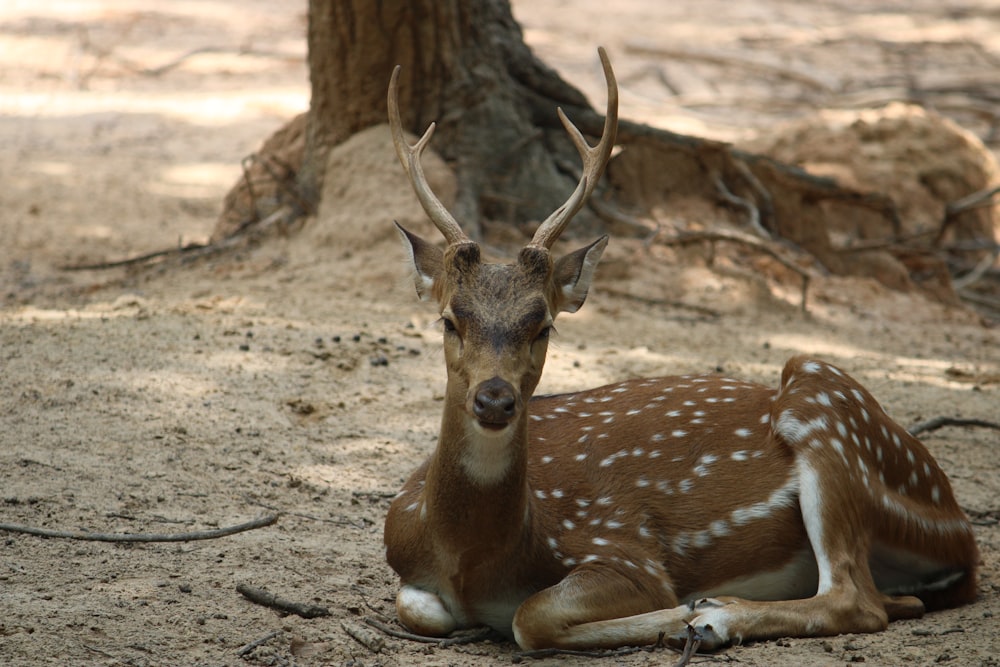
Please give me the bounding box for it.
[387,65,469,246]
[530,46,619,250]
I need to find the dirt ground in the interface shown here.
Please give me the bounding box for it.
[1,2,999,666]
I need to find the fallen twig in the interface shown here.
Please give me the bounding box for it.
[237,630,283,657]
[362,617,440,644]
[236,583,331,619]
[342,621,385,653]
[0,514,278,542]
[60,205,299,271]
[362,617,494,647]
[907,416,1000,437]
[60,241,210,271]
[672,625,703,667]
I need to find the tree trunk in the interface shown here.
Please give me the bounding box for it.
[214,0,603,242]
[210,0,975,305]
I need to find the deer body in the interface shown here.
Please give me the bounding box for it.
[383,48,978,651]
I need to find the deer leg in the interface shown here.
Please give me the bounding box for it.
[665,457,919,650]
[512,562,695,650]
[396,585,459,637]
[881,593,926,621]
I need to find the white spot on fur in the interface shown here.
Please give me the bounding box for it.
[775,411,829,444]
[730,475,798,526]
[798,461,833,594]
[710,520,730,537]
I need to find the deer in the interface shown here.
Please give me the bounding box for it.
[382,47,979,652]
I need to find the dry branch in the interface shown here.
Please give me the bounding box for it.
[362,617,494,647]
[341,621,385,653]
[0,514,278,542]
[907,416,1000,437]
[236,630,283,657]
[672,625,703,667]
[236,583,331,619]
[945,184,1000,218]
[362,617,441,644]
[60,206,298,271]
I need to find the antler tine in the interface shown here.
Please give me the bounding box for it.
[530,46,619,250]
[388,65,468,246]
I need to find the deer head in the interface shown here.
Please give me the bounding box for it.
[388,48,618,453]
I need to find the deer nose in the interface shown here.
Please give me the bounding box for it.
[473,377,517,428]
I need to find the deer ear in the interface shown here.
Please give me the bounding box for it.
[395,222,443,301]
[553,236,608,314]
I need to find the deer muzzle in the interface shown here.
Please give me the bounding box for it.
[472,376,518,430]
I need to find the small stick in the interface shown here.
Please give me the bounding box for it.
[236,583,330,619]
[672,624,702,667]
[908,416,1000,437]
[60,206,298,271]
[236,630,283,657]
[362,617,441,644]
[342,621,385,653]
[362,617,495,647]
[945,184,1000,219]
[0,514,278,542]
[952,247,999,291]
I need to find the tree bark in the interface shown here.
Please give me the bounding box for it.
[211,0,967,302]
[215,0,602,241]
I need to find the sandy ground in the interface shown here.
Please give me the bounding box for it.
[1,1,998,666]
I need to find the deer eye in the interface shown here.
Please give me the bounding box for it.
[535,325,553,342]
[441,317,458,334]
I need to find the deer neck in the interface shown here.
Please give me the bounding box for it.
[423,386,532,550]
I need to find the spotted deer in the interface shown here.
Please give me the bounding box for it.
[383,48,978,651]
